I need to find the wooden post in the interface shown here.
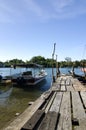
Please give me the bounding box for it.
[72,62,75,77]
[52,43,56,82]
[82,45,86,78]
[56,55,60,78]
[52,53,54,81]
[56,55,57,79]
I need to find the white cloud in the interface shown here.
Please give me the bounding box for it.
[52,0,74,12]
[23,0,42,16]
[0,0,22,23]
[0,0,43,23]
[46,0,86,19]
[0,0,86,23]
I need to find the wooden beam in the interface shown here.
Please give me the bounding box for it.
[57,92,72,130]
[38,111,59,130]
[72,92,86,130]
[80,92,86,109]
[21,110,45,130]
[50,92,63,112]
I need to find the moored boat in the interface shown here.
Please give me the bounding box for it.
[11,63,47,86]
[68,67,86,84]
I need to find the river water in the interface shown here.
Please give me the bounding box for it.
[0,67,84,129]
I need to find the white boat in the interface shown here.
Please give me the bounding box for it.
[11,63,47,86]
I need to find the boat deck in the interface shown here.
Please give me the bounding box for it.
[4,75,86,130]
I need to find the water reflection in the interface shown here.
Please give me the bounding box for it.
[0,77,51,107]
[0,87,13,106]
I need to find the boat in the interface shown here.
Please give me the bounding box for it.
[78,67,86,83]
[68,67,86,83]
[11,63,47,86]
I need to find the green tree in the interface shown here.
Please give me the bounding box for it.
[29,56,46,66]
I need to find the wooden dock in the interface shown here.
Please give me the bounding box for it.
[4,75,86,130]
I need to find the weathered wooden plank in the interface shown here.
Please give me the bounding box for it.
[72,79,86,91]
[40,91,54,110]
[21,110,45,130]
[57,92,72,130]
[41,90,52,100]
[45,92,56,113]
[80,92,86,108]
[57,80,61,85]
[55,79,62,90]
[38,111,59,130]
[65,79,70,86]
[61,80,65,85]
[60,85,66,91]
[66,85,75,91]
[50,92,63,112]
[73,84,85,91]
[51,84,61,91]
[72,92,86,130]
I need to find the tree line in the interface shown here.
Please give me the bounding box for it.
[0,56,86,68]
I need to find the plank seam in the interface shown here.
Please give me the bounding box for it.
[79,91,86,111]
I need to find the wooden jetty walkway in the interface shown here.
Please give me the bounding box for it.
[4,75,86,130]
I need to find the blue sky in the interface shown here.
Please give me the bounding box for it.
[0,0,86,62]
